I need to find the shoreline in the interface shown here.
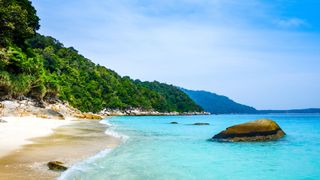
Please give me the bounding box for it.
[0,118,121,179]
[100,108,210,116]
[0,99,207,179]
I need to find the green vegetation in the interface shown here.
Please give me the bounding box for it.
[0,0,202,113]
[137,81,202,112]
[181,88,257,114]
[0,0,39,47]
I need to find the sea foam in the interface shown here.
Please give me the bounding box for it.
[59,118,127,180]
[58,148,112,180]
[100,119,129,142]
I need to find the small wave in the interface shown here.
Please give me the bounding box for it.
[105,129,129,142]
[58,148,112,180]
[100,119,129,142]
[59,119,128,179]
[99,119,112,127]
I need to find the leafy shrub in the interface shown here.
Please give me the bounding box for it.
[0,71,11,96]
[10,74,33,98]
[45,81,60,98]
[30,83,46,100]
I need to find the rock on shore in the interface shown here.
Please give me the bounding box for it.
[47,161,68,171]
[99,108,210,116]
[212,119,285,142]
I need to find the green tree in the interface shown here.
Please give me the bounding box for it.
[0,0,40,46]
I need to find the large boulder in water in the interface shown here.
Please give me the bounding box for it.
[212,119,285,142]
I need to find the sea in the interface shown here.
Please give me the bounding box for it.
[59,114,320,180]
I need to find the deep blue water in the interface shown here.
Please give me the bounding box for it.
[60,115,320,180]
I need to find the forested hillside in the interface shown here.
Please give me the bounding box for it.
[0,0,202,113]
[137,81,202,113]
[181,88,257,114]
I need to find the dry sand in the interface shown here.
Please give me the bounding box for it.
[0,117,74,158]
[0,119,121,180]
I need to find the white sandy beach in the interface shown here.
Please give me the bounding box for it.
[0,119,120,179]
[0,100,121,179]
[0,117,73,158]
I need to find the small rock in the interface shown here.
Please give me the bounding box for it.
[35,101,45,108]
[47,161,68,171]
[0,119,7,123]
[170,122,178,124]
[193,123,210,125]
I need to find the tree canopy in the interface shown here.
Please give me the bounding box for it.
[0,0,40,46]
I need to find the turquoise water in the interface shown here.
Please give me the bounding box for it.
[60,115,320,180]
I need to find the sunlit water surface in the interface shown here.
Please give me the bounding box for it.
[60,114,320,180]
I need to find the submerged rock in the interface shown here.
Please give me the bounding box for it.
[193,123,210,126]
[47,161,68,171]
[170,122,178,124]
[212,119,285,142]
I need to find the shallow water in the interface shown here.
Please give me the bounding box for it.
[60,114,320,180]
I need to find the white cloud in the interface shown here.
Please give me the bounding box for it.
[275,18,307,28]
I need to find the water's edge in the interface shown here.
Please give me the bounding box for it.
[58,118,126,179]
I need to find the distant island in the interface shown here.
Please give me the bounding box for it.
[181,88,257,114]
[182,88,320,114]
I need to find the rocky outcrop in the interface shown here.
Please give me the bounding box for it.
[75,113,103,120]
[0,99,102,120]
[193,123,210,125]
[100,108,210,116]
[0,98,207,120]
[47,161,68,171]
[212,119,285,142]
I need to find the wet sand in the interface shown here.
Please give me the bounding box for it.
[0,120,121,180]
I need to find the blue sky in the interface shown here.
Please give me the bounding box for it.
[31,0,320,110]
